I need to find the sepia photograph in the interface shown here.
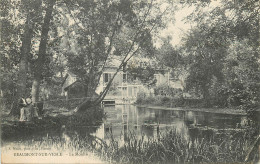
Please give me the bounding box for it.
[1,0,260,163]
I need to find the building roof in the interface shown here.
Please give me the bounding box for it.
[105,56,122,67]
[63,81,82,91]
[61,71,77,86]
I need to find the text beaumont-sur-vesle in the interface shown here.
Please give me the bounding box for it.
[14,152,62,156]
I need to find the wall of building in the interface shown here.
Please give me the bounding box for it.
[96,67,170,104]
[61,74,77,96]
[154,72,170,86]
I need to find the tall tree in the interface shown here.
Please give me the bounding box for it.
[61,0,174,111]
[155,39,188,86]
[182,0,259,107]
[6,0,42,117]
[1,0,21,109]
[184,26,227,106]
[31,0,56,103]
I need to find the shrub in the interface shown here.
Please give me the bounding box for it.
[136,91,147,104]
[161,96,170,104]
[144,96,156,104]
[154,84,183,98]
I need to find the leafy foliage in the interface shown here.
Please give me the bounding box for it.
[179,0,260,108]
[223,39,260,108]
[127,65,157,87]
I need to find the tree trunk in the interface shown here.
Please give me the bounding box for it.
[86,77,97,98]
[76,17,144,112]
[77,48,139,112]
[77,63,123,112]
[31,77,41,103]
[9,11,33,117]
[31,0,56,104]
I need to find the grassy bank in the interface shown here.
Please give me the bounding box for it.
[3,128,259,163]
[136,104,248,115]
[135,95,256,115]
[1,106,104,141]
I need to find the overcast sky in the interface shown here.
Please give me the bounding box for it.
[156,4,195,48]
[157,1,222,48]
[162,7,194,46]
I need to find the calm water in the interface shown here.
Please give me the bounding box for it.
[3,105,259,144]
[2,105,259,163]
[92,105,259,145]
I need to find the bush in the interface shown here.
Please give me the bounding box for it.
[136,91,212,108]
[154,84,183,98]
[44,97,86,111]
[183,99,204,107]
[170,97,185,107]
[136,91,147,104]
[161,96,170,103]
[144,96,156,104]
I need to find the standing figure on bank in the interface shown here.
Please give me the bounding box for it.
[19,97,38,121]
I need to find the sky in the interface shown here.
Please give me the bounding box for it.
[157,1,222,48]
[162,7,194,46]
[156,4,195,48]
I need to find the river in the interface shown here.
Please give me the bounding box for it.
[93,105,259,145]
[3,105,259,143]
[2,105,259,163]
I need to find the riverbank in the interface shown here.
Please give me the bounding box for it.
[136,104,251,115]
[1,106,104,141]
[135,94,260,115]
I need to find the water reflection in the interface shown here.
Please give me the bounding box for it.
[94,105,259,146]
[4,104,258,149]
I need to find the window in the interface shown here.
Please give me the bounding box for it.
[104,73,109,83]
[122,87,127,97]
[133,87,137,96]
[123,63,127,72]
[123,73,127,82]
[104,73,111,83]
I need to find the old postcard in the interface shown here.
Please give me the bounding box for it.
[1,0,259,163]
